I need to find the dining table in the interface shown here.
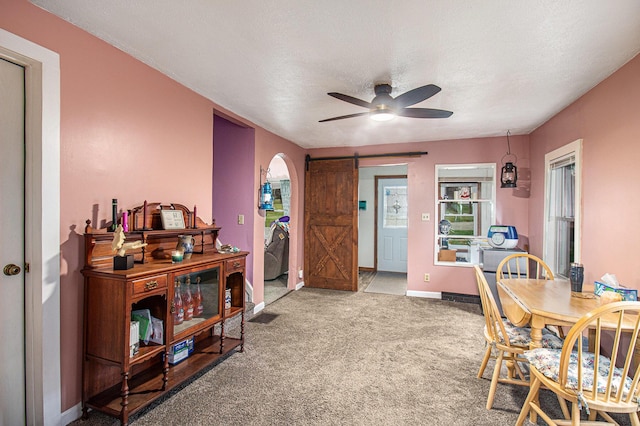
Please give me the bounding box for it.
[497,278,599,348]
[499,278,640,424]
[498,278,640,364]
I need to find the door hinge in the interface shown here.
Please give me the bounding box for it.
[24,262,30,273]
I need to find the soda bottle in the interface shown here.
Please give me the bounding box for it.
[173,278,184,325]
[183,276,194,321]
[193,276,204,316]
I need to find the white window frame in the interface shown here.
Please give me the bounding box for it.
[543,139,582,277]
[434,163,496,266]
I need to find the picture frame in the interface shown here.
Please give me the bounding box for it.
[160,209,186,230]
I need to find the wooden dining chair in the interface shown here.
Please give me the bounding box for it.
[496,252,554,281]
[474,265,564,409]
[496,253,566,338]
[516,301,640,426]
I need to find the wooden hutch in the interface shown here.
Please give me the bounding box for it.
[81,202,248,425]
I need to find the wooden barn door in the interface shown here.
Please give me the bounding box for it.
[304,158,358,291]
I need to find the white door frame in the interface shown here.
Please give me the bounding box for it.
[0,29,61,426]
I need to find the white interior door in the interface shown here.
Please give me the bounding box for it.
[377,178,408,272]
[0,57,26,425]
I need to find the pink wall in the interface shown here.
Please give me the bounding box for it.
[308,134,530,295]
[252,128,307,304]
[0,0,306,413]
[529,54,640,289]
[2,2,215,409]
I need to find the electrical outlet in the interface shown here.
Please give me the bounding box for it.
[298,269,303,279]
[238,214,244,225]
[421,213,430,221]
[424,273,430,282]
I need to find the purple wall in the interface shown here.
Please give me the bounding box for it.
[213,115,256,284]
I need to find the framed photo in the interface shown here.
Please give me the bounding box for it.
[160,210,186,230]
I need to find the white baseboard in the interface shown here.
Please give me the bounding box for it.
[245,278,253,303]
[61,403,82,425]
[406,290,442,299]
[295,281,304,291]
[253,301,265,314]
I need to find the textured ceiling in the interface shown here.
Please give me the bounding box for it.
[32,0,640,148]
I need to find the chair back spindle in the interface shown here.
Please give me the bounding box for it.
[496,253,554,281]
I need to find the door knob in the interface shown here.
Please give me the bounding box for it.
[3,264,21,276]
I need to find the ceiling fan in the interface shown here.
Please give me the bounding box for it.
[319,83,453,122]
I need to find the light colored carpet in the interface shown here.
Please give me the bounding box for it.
[71,287,635,426]
[364,271,407,295]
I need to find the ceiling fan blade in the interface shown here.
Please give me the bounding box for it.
[394,84,441,108]
[397,108,453,119]
[327,92,372,109]
[319,112,370,122]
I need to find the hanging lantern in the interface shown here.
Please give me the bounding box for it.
[260,180,274,211]
[500,130,518,188]
[258,166,274,211]
[501,162,518,188]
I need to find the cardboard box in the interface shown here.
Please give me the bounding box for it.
[438,249,457,262]
[594,281,637,301]
[168,337,194,365]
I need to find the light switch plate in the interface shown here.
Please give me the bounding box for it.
[238,214,244,225]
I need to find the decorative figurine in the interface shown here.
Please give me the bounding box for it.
[111,224,147,270]
[111,224,147,256]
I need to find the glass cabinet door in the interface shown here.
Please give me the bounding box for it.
[172,266,220,336]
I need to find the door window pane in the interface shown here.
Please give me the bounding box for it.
[383,185,407,228]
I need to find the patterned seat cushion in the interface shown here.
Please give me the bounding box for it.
[493,320,564,349]
[524,348,633,394]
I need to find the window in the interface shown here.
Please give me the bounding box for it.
[382,185,407,228]
[544,140,582,278]
[435,164,496,265]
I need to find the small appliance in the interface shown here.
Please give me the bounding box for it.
[487,225,518,249]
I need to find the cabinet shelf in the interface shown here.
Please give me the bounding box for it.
[83,203,221,269]
[225,306,243,318]
[129,344,165,366]
[86,334,243,420]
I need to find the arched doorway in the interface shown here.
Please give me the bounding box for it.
[263,154,292,305]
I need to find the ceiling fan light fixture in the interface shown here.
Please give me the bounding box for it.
[370,111,395,122]
[370,105,396,122]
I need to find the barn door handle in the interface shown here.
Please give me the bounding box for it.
[3,264,21,276]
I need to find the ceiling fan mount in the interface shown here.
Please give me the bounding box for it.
[373,83,392,96]
[319,83,453,123]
